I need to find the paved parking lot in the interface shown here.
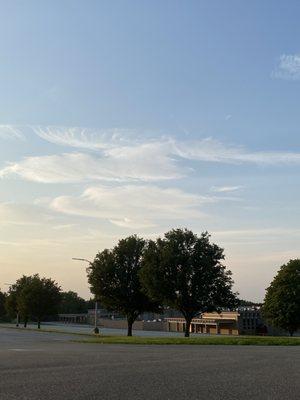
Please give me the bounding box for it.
[1,322,186,337]
[0,327,299,400]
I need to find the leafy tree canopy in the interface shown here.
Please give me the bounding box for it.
[5,276,33,326]
[86,298,96,310]
[238,299,262,307]
[141,229,237,337]
[263,259,300,336]
[0,289,6,319]
[9,274,61,329]
[59,291,88,314]
[88,235,160,336]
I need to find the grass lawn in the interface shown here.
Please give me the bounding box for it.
[76,335,300,346]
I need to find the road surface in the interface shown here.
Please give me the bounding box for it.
[2,321,188,337]
[0,327,299,400]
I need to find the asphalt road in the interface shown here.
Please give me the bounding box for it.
[2,322,187,337]
[0,328,299,400]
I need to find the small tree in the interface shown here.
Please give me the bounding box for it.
[141,229,237,337]
[5,290,19,324]
[6,277,33,327]
[88,236,161,336]
[0,289,6,320]
[30,275,61,329]
[263,259,300,336]
[17,274,61,329]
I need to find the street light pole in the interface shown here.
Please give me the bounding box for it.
[94,299,98,333]
[72,258,99,334]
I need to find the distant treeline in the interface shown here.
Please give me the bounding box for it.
[1,228,300,336]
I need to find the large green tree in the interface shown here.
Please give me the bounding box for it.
[15,274,61,329]
[59,291,88,314]
[27,275,61,329]
[88,236,160,336]
[263,259,300,336]
[141,229,237,337]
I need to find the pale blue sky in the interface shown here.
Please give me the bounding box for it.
[1,1,300,300]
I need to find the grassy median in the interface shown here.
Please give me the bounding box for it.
[76,335,300,346]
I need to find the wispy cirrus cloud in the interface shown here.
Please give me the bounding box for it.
[33,126,135,150]
[173,137,300,165]
[211,186,242,193]
[0,144,183,183]
[1,126,300,185]
[272,54,300,81]
[33,127,300,165]
[0,125,25,140]
[0,202,53,227]
[50,185,211,229]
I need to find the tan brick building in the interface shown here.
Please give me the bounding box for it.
[167,310,263,335]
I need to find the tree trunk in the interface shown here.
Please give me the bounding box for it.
[127,315,135,337]
[37,319,41,329]
[184,316,192,338]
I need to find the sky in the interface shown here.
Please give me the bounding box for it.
[1,0,300,301]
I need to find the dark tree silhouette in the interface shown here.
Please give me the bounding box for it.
[0,289,6,320]
[59,291,88,314]
[88,236,160,336]
[12,274,61,329]
[141,229,237,337]
[263,259,300,336]
[6,276,33,327]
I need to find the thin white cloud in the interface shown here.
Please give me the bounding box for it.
[0,202,118,249]
[214,227,300,237]
[2,126,300,186]
[0,202,46,226]
[16,124,300,166]
[211,186,242,193]
[52,224,77,230]
[33,126,134,150]
[173,137,300,165]
[0,144,182,183]
[213,227,300,246]
[272,54,300,81]
[0,238,65,248]
[0,125,25,140]
[50,185,211,229]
